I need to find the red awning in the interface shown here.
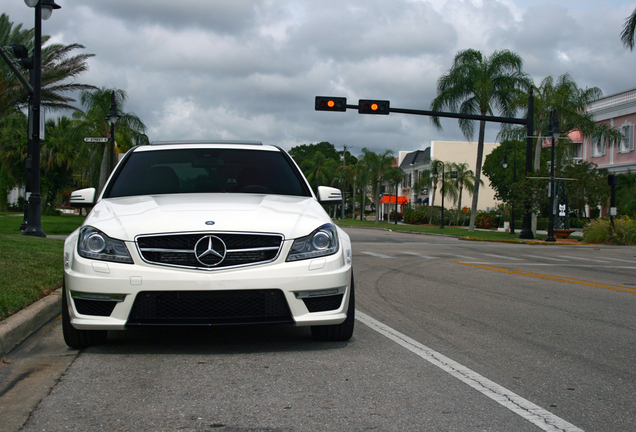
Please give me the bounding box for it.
[380,196,408,204]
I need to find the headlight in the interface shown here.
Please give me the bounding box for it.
[78,226,133,264]
[286,224,339,262]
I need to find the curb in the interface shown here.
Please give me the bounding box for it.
[0,288,62,357]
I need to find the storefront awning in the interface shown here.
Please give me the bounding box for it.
[380,196,409,204]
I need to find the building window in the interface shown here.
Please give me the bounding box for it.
[620,124,634,153]
[592,135,606,157]
[573,142,583,159]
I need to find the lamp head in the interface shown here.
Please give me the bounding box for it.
[502,154,509,169]
[26,0,61,20]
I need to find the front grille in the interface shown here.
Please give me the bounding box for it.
[302,294,344,312]
[127,290,293,325]
[136,232,283,270]
[73,298,118,317]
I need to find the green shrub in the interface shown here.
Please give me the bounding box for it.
[583,216,636,245]
[569,217,588,229]
[404,206,427,224]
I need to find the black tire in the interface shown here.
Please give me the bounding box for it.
[311,274,355,342]
[62,281,107,349]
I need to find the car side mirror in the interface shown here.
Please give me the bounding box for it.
[317,186,342,205]
[69,188,96,208]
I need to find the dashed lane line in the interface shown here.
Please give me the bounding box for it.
[356,311,584,432]
[559,255,610,263]
[401,252,438,259]
[523,255,567,261]
[361,251,395,259]
[482,253,523,261]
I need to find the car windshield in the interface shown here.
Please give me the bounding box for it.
[105,148,311,198]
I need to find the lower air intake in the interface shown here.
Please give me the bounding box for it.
[127,290,293,325]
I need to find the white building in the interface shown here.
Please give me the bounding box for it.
[398,141,500,212]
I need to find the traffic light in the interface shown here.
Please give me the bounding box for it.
[315,96,347,112]
[11,43,33,70]
[358,99,390,115]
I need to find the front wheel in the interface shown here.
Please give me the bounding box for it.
[62,281,107,349]
[311,274,355,342]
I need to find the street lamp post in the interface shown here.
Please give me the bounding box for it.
[502,147,517,235]
[545,109,562,243]
[23,0,61,238]
[433,161,445,229]
[106,91,120,173]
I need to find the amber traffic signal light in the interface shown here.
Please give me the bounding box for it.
[358,99,390,115]
[315,96,347,112]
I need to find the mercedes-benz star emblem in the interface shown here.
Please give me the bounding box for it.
[194,235,227,267]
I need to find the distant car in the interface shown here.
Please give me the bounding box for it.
[63,141,353,348]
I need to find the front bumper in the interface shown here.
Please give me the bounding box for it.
[63,236,352,330]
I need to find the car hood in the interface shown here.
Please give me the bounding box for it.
[83,193,332,241]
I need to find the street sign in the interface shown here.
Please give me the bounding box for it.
[83,137,109,143]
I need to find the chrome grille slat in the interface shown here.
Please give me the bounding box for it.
[136,232,283,270]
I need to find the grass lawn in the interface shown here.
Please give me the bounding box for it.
[0,214,84,320]
[334,218,550,241]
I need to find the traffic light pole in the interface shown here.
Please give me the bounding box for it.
[316,94,536,239]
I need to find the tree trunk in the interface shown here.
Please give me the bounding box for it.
[360,189,366,220]
[468,120,486,232]
[352,178,357,220]
[374,177,381,224]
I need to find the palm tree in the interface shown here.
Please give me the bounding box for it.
[446,162,479,224]
[338,160,365,219]
[621,7,636,50]
[40,116,78,208]
[0,112,28,207]
[72,88,146,193]
[301,150,338,193]
[384,166,405,222]
[499,74,621,232]
[426,159,442,207]
[362,148,396,224]
[530,75,603,171]
[431,49,530,232]
[0,13,96,117]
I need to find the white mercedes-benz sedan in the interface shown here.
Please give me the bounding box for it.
[63,141,353,348]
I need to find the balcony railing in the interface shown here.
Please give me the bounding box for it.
[588,89,636,112]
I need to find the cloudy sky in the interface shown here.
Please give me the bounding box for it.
[3,0,636,156]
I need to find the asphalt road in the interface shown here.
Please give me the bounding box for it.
[3,227,635,431]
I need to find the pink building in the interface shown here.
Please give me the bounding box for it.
[585,88,636,174]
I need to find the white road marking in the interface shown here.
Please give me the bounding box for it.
[602,257,636,263]
[524,255,567,261]
[361,251,395,259]
[356,311,585,432]
[483,253,523,260]
[402,252,438,259]
[439,252,481,260]
[560,255,609,263]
